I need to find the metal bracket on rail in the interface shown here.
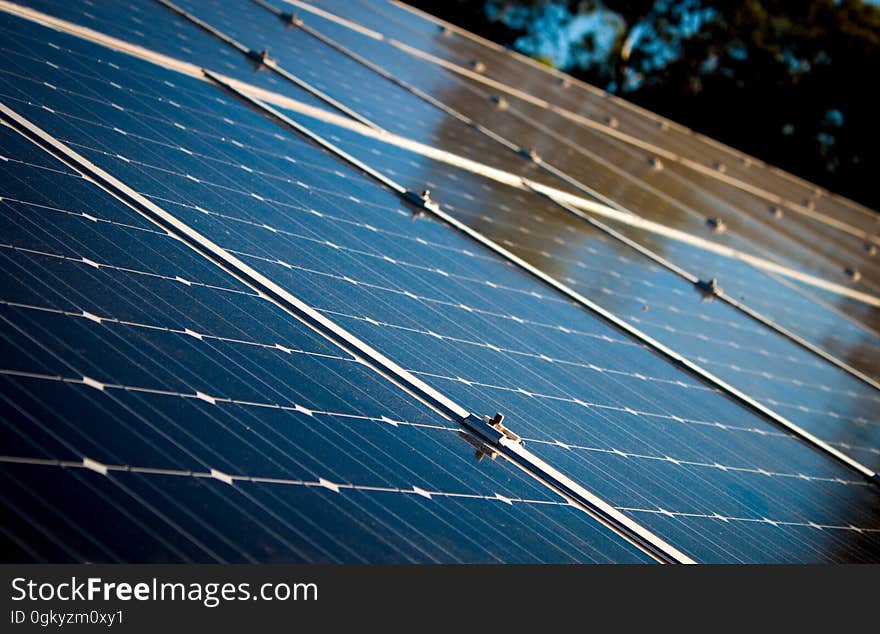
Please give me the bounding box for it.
[403,189,440,216]
[279,12,303,28]
[461,413,523,447]
[694,277,721,299]
[486,412,523,445]
[246,48,273,70]
[517,146,541,163]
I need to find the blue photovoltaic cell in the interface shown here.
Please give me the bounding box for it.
[780,281,880,353]
[263,109,880,467]
[3,15,879,563]
[0,125,654,564]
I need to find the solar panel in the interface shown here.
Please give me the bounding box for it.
[306,0,880,237]
[261,105,880,466]
[195,0,880,453]
[1,1,879,564]
[0,111,666,564]
[296,0,880,293]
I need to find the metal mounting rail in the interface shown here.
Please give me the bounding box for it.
[199,72,880,489]
[245,0,880,395]
[527,186,880,394]
[152,0,380,129]
[0,100,695,564]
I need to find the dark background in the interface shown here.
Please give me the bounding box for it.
[408,0,880,212]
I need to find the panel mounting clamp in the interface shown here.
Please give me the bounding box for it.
[280,12,303,28]
[460,413,524,451]
[485,412,523,445]
[403,188,440,213]
[490,95,509,110]
[246,48,273,69]
[705,217,727,233]
[517,146,541,163]
[694,277,721,297]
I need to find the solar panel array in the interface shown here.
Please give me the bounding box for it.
[1,0,878,563]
